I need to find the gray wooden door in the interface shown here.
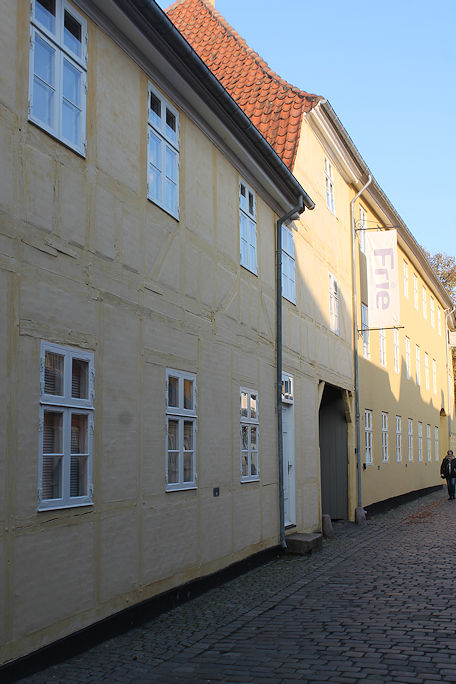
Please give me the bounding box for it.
[319,384,348,519]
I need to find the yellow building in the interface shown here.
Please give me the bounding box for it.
[167,0,456,517]
[0,0,315,667]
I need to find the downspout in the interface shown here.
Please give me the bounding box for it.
[350,175,372,511]
[445,306,455,445]
[277,196,306,549]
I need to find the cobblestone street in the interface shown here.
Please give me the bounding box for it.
[19,488,456,683]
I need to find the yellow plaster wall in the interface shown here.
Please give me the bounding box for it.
[0,2,289,665]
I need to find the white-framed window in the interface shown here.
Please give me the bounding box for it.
[438,308,442,336]
[365,409,373,465]
[422,286,427,319]
[281,373,294,404]
[416,345,421,386]
[329,272,339,334]
[418,421,423,461]
[361,303,370,358]
[403,260,409,298]
[240,388,259,482]
[324,156,335,214]
[426,424,431,461]
[432,359,437,394]
[434,426,439,461]
[239,179,257,274]
[282,224,296,303]
[396,415,402,462]
[424,352,429,390]
[166,369,197,491]
[39,341,94,510]
[413,274,418,310]
[29,0,87,155]
[147,83,180,219]
[394,329,400,374]
[359,206,367,253]
[430,297,435,328]
[379,328,386,367]
[405,336,411,379]
[382,411,389,463]
[408,418,413,461]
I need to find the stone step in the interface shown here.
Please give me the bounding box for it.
[285,532,323,555]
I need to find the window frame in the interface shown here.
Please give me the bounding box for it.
[418,421,423,462]
[282,224,296,304]
[364,409,373,465]
[408,418,413,461]
[29,0,87,155]
[393,329,400,374]
[165,369,197,492]
[405,336,411,379]
[430,297,435,328]
[438,308,442,336]
[39,341,94,511]
[379,328,386,368]
[432,358,437,394]
[324,156,335,214]
[422,286,427,319]
[416,345,421,386]
[359,206,367,253]
[281,373,294,405]
[396,415,402,462]
[434,427,439,461]
[361,303,370,359]
[426,424,431,462]
[424,352,429,390]
[240,387,259,482]
[381,411,389,463]
[147,83,180,220]
[239,179,257,275]
[413,274,418,310]
[403,260,408,298]
[328,272,339,335]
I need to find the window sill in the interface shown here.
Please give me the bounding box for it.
[28,118,86,158]
[240,477,260,484]
[147,195,179,222]
[38,500,93,512]
[240,264,258,277]
[166,484,197,493]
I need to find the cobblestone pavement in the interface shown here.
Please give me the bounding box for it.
[21,488,456,683]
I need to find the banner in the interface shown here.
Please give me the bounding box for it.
[365,229,400,329]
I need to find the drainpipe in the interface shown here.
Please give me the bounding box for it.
[445,306,455,446]
[350,175,372,511]
[277,196,306,549]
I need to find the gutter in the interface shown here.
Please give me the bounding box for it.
[350,175,372,511]
[112,0,315,212]
[277,196,306,549]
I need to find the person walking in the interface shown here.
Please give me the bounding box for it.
[440,450,456,500]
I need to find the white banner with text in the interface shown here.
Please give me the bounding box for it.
[365,229,400,329]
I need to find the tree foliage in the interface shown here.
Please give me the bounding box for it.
[423,250,456,303]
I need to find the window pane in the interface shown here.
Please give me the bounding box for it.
[35,0,56,33]
[33,36,55,127]
[183,452,193,482]
[168,452,178,484]
[71,414,88,453]
[250,394,257,419]
[250,426,257,448]
[240,392,248,418]
[168,377,178,408]
[150,92,161,128]
[166,108,176,143]
[148,133,161,201]
[42,455,62,499]
[250,454,257,477]
[70,454,87,496]
[33,77,55,127]
[45,351,64,395]
[43,411,63,452]
[165,178,177,213]
[241,425,248,450]
[72,358,89,399]
[167,419,178,449]
[241,452,248,477]
[184,421,193,450]
[64,10,82,58]
[63,59,81,106]
[35,35,55,84]
[248,191,254,216]
[183,379,193,410]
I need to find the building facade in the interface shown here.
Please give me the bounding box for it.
[0,0,314,666]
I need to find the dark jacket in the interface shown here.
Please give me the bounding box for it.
[440,457,456,479]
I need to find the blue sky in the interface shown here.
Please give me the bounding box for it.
[158,0,456,257]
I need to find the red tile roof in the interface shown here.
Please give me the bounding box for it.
[166,0,322,170]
